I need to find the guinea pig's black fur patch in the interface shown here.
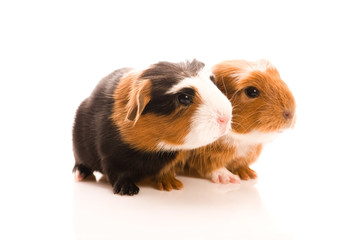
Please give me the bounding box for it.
[142,87,196,116]
[140,59,204,116]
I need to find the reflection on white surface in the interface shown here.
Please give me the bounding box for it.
[73,174,292,240]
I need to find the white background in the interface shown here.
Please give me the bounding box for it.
[1,0,360,239]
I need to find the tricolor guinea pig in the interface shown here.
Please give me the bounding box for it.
[72,59,232,195]
[185,59,296,183]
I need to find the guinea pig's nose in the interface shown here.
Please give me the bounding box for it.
[283,110,293,120]
[217,116,230,126]
[217,114,231,134]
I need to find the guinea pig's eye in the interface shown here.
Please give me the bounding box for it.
[245,86,260,98]
[209,74,215,83]
[178,94,193,106]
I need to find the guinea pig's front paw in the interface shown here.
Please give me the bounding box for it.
[156,175,183,191]
[209,167,241,184]
[113,181,140,196]
[233,166,257,180]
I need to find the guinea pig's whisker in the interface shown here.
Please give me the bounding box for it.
[244,120,261,132]
[220,77,228,96]
[231,117,260,133]
[233,110,260,122]
[230,94,238,102]
[231,113,243,118]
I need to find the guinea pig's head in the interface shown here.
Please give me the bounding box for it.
[212,59,295,141]
[123,59,232,151]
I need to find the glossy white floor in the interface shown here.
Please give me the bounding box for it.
[73,173,288,240]
[1,1,360,240]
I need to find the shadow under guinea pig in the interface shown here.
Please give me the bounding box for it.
[73,174,291,240]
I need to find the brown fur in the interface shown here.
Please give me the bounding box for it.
[185,59,296,180]
[186,140,236,177]
[155,151,191,191]
[111,71,202,152]
[226,144,262,180]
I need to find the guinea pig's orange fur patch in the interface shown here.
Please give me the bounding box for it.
[155,150,190,191]
[111,71,200,152]
[186,60,296,179]
[185,140,236,177]
[185,141,262,179]
[226,144,262,180]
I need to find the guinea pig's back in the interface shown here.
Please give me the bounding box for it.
[72,68,133,173]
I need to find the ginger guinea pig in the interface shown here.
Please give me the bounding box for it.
[185,59,296,183]
[72,59,232,195]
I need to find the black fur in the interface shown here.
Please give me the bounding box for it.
[142,87,195,116]
[72,60,204,196]
[141,59,204,116]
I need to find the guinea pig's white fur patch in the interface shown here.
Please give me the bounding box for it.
[227,130,280,144]
[229,59,277,82]
[253,59,276,72]
[158,69,232,151]
[222,130,280,157]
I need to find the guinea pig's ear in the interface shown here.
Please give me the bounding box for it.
[126,79,151,124]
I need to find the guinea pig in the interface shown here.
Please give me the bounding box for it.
[72,59,232,195]
[185,59,296,183]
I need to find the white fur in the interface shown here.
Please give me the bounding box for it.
[227,130,280,145]
[158,68,232,151]
[222,130,280,157]
[230,59,276,82]
[253,59,276,72]
[166,69,213,94]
